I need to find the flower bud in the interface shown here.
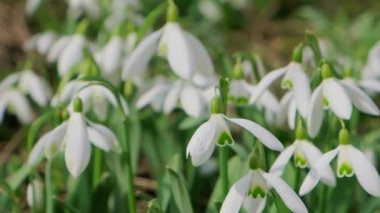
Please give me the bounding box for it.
[167,0,179,22]
[210,96,221,114]
[292,43,304,63]
[61,109,70,121]
[339,128,350,145]
[233,56,244,80]
[73,97,83,113]
[295,121,306,140]
[321,63,333,79]
[249,154,260,170]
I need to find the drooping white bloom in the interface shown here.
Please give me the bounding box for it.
[24,32,58,55]
[46,34,89,76]
[229,79,280,124]
[66,0,101,19]
[362,41,380,79]
[94,36,124,76]
[28,104,121,177]
[220,169,308,213]
[186,114,284,166]
[249,62,311,119]
[270,139,335,186]
[307,78,379,137]
[122,22,214,81]
[198,0,222,23]
[0,70,52,124]
[136,78,209,117]
[52,81,129,121]
[299,144,380,197]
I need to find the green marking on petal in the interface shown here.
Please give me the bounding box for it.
[294,154,308,168]
[338,163,353,177]
[323,97,329,108]
[281,79,293,89]
[248,186,267,198]
[217,131,233,146]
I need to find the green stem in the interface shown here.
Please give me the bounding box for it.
[219,146,229,197]
[319,184,328,213]
[123,119,136,213]
[92,149,102,189]
[0,180,19,213]
[45,160,53,213]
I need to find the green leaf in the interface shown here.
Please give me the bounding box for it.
[167,168,193,213]
[178,117,206,130]
[138,2,167,39]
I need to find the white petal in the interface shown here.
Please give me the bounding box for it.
[184,32,214,77]
[26,0,42,15]
[0,73,20,92]
[180,84,205,117]
[348,146,380,197]
[163,23,195,79]
[122,30,161,79]
[101,37,123,74]
[220,172,253,213]
[278,92,293,125]
[57,35,85,76]
[224,116,284,151]
[307,85,323,138]
[186,119,216,166]
[249,67,287,104]
[302,141,335,186]
[20,71,51,106]
[43,122,68,160]
[269,144,296,176]
[47,36,71,62]
[163,81,182,114]
[243,197,266,213]
[36,33,57,55]
[0,95,8,124]
[136,84,170,109]
[323,79,352,119]
[88,122,121,153]
[288,101,297,129]
[285,63,311,118]
[8,90,33,124]
[299,147,340,196]
[339,80,379,115]
[28,133,50,166]
[264,172,308,213]
[359,79,380,93]
[64,112,91,177]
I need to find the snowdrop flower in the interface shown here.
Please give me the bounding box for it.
[186,98,284,166]
[136,78,208,117]
[52,80,129,121]
[249,61,311,120]
[94,33,137,80]
[228,61,280,124]
[24,32,58,55]
[307,64,379,137]
[300,128,380,197]
[122,1,214,81]
[46,33,90,76]
[220,160,307,213]
[28,98,121,177]
[0,70,51,124]
[270,122,335,187]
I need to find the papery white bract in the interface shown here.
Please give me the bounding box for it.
[220,169,308,213]
[299,144,380,197]
[186,114,284,166]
